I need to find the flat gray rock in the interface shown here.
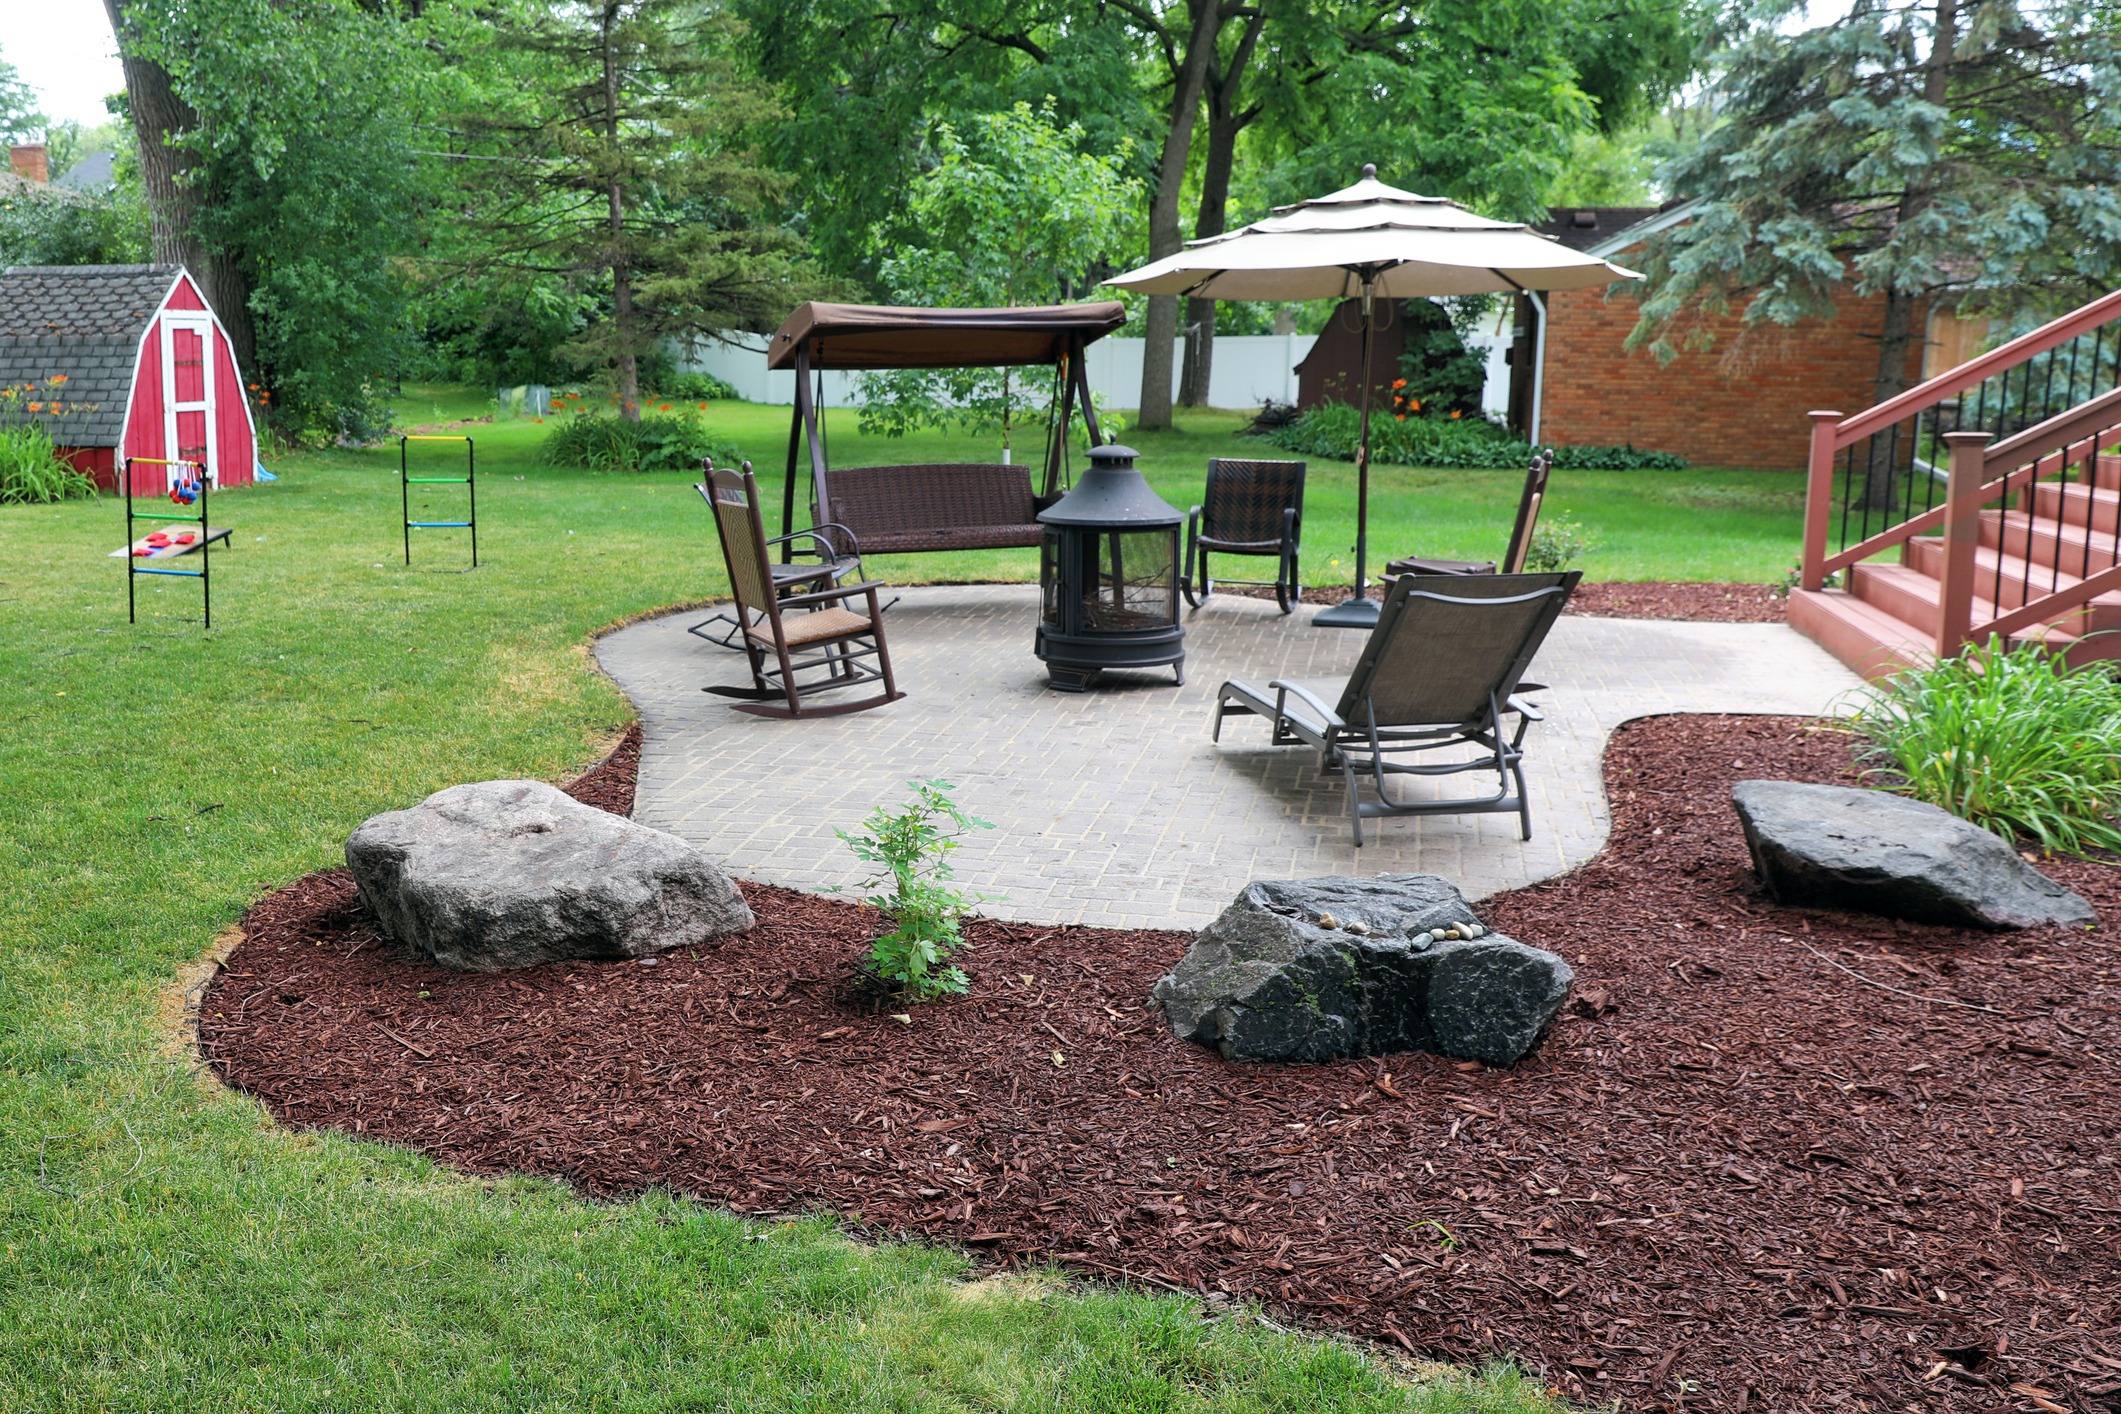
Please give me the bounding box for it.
[1150,874,1573,1066]
[1732,779,2096,931]
[346,780,754,970]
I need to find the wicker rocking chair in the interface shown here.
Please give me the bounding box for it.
[1183,458,1306,613]
[702,463,904,719]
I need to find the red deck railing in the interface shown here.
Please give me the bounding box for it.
[1800,290,2121,655]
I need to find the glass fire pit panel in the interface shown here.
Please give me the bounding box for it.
[1082,528,1176,632]
[1040,531,1062,627]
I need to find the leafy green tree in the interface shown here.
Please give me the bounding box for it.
[104,0,426,440]
[447,0,816,421]
[0,55,44,143]
[1629,0,2121,414]
[858,101,1139,454]
[739,0,1150,295]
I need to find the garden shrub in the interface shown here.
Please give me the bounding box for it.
[657,370,740,402]
[1261,400,1688,471]
[1842,636,2121,856]
[0,424,97,504]
[1523,512,1591,571]
[541,410,741,473]
[836,780,992,1000]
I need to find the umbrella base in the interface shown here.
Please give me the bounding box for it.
[1313,595,1381,630]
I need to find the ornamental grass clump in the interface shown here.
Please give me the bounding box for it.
[837,780,993,1000]
[0,425,96,505]
[1842,636,2121,856]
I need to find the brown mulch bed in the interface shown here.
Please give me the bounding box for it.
[1226,581,1787,622]
[200,718,2119,1411]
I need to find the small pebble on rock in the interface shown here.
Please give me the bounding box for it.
[1316,912,1339,929]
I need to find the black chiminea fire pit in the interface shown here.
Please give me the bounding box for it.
[1036,443,1185,692]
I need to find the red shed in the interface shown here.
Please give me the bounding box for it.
[0,264,257,494]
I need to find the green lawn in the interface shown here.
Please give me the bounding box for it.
[0,386,1797,1411]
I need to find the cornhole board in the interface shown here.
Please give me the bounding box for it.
[109,526,234,559]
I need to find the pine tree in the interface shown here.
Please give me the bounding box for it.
[1631,0,2121,413]
[451,0,810,419]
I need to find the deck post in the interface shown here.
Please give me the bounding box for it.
[1801,410,1841,591]
[1937,430,1993,657]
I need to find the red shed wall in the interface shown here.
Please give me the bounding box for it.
[59,445,117,492]
[211,331,254,483]
[122,320,167,495]
[1538,280,1921,471]
[119,273,256,494]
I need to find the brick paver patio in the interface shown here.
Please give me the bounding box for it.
[596,585,1864,929]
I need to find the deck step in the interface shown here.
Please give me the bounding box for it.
[1787,587,1934,681]
[1848,563,2087,650]
[1904,535,2121,620]
[1980,508,2121,573]
[2027,479,2121,536]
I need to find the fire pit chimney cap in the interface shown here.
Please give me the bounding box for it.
[1038,443,1180,527]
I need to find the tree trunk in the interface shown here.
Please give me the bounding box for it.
[601,3,641,423]
[1136,0,1222,431]
[1178,13,1261,410]
[1860,0,1955,510]
[103,0,258,382]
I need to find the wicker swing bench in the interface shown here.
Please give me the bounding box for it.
[814,462,1057,556]
[765,300,1129,558]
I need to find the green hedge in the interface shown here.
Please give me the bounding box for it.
[1259,401,1687,471]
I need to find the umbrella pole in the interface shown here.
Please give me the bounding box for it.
[1316,272,1384,629]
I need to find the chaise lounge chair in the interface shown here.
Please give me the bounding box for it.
[1212,571,1580,843]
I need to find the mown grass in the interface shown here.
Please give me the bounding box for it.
[0,384,1796,1410]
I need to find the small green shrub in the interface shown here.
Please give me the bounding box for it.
[541,410,740,473]
[1260,400,1687,470]
[0,424,96,504]
[658,370,740,402]
[837,780,993,1000]
[1842,636,2121,856]
[1523,513,1590,571]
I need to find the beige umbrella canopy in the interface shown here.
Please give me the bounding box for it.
[1107,166,1639,626]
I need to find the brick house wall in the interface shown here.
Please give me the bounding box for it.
[1536,279,1923,471]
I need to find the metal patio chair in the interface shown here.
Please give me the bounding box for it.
[702,462,904,719]
[1212,571,1580,843]
[1387,449,1552,578]
[689,457,865,651]
[1183,458,1306,613]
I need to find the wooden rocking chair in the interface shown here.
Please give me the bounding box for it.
[1388,450,1552,578]
[703,463,904,719]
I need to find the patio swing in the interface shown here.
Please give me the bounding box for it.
[765,300,1130,560]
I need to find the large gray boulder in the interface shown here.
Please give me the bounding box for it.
[1150,875,1573,1066]
[346,780,754,970]
[1732,780,2096,930]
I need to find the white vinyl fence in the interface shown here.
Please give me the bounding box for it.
[679,327,1512,417]
[679,332,1317,413]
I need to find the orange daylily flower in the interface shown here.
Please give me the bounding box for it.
[1394,412,1406,421]
[1449,410,1462,419]
[50,374,68,383]
[1390,378,1406,389]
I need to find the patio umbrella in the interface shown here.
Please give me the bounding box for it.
[1106,165,1639,627]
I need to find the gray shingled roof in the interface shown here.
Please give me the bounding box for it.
[0,265,184,448]
[53,150,118,194]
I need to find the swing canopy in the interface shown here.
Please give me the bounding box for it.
[767,301,1129,554]
[766,300,1129,371]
